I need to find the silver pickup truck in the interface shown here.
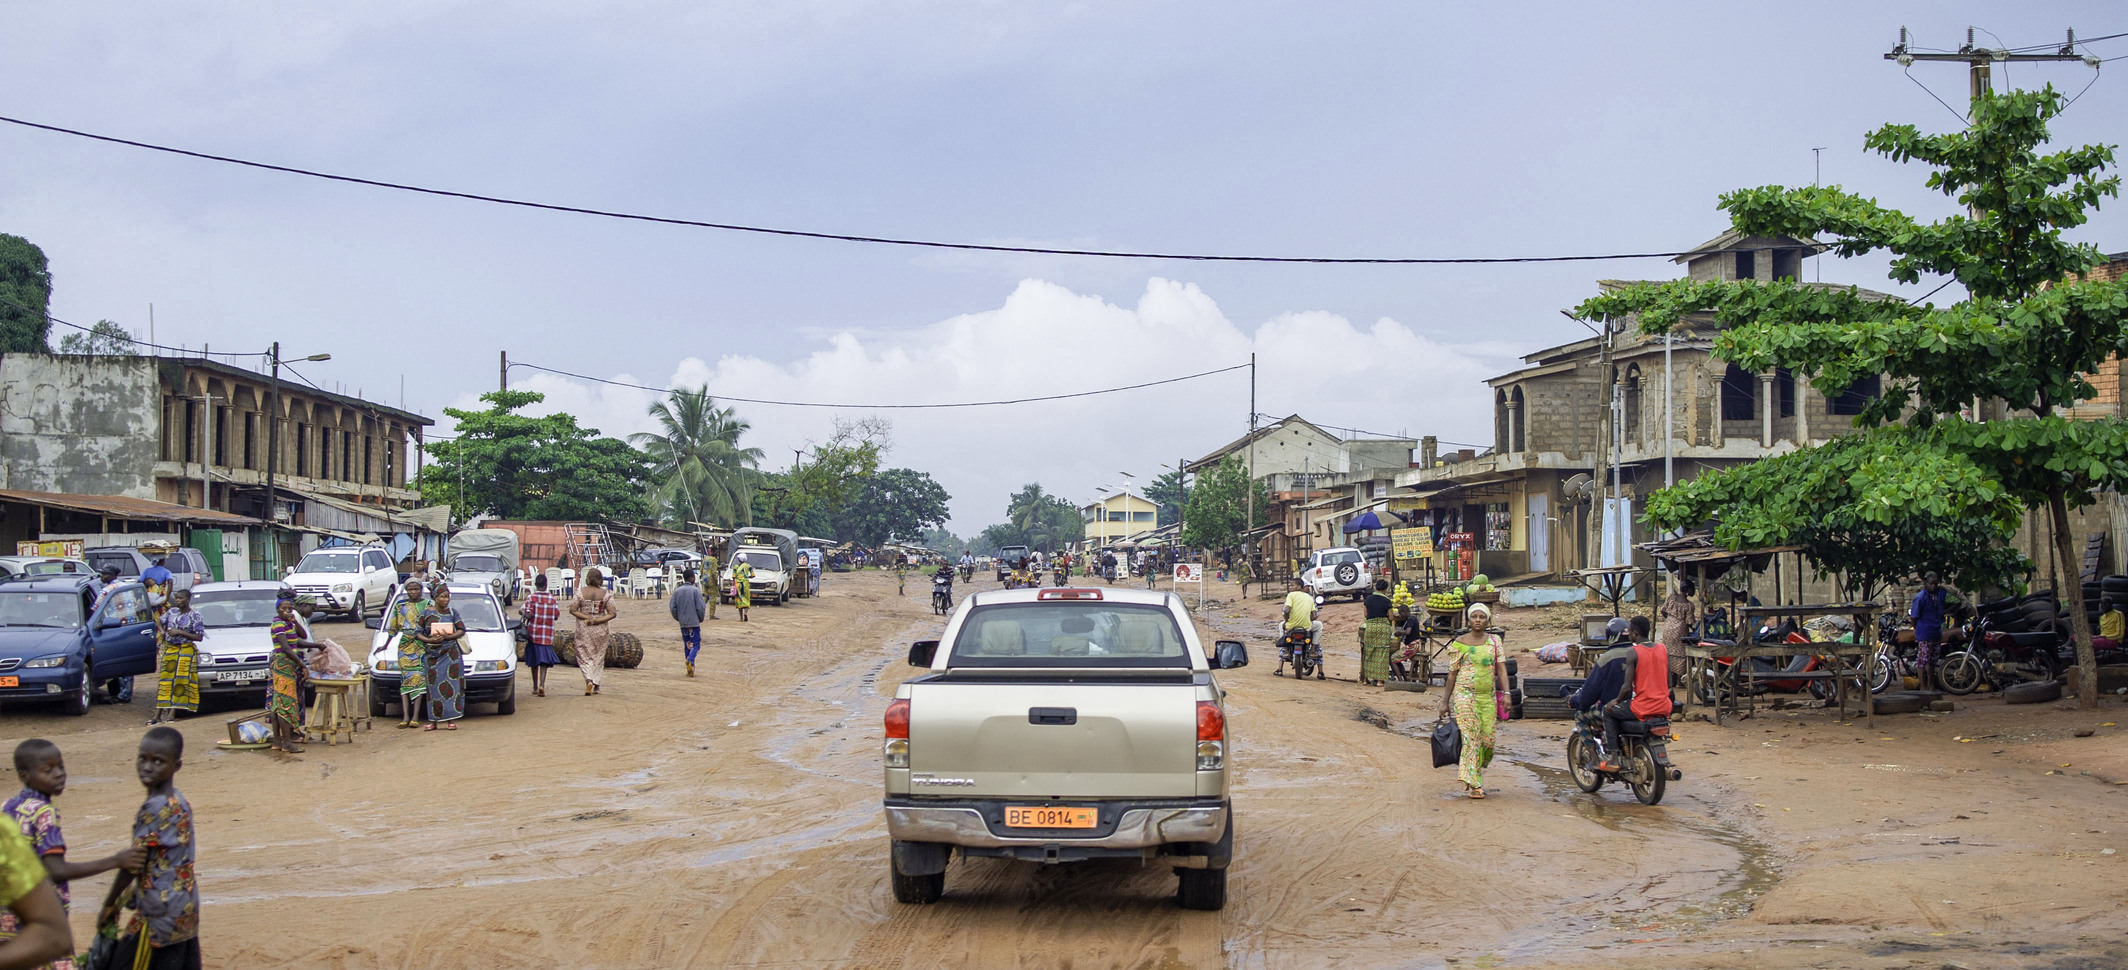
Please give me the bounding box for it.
[883,586,1246,910]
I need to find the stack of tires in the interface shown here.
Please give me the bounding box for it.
[553,630,645,669]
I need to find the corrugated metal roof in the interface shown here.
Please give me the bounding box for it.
[0,489,257,525]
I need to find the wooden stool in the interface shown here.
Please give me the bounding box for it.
[306,679,361,745]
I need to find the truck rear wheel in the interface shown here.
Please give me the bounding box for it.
[1176,866,1226,910]
[890,861,944,905]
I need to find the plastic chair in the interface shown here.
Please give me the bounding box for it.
[560,568,578,598]
[543,567,565,597]
[626,567,651,599]
[643,566,664,597]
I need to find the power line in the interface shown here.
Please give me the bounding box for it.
[0,113,1706,266]
[507,359,1248,409]
[0,295,267,357]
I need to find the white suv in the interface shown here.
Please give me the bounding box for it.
[1300,547,1373,601]
[285,546,400,620]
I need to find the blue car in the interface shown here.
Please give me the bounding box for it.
[0,575,160,715]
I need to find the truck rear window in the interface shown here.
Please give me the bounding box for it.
[948,603,1190,668]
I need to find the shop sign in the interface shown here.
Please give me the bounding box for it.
[16,541,82,559]
[1390,529,1434,561]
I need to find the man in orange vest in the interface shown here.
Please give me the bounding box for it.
[1596,625,1674,773]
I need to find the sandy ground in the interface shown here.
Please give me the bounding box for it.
[0,569,2122,969]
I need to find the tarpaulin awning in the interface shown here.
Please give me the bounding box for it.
[0,489,257,526]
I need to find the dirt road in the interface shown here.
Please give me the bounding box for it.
[2,570,2123,969]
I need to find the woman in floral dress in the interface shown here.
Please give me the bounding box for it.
[267,596,317,753]
[730,559,754,622]
[418,587,468,731]
[384,579,430,728]
[568,570,617,695]
[1436,603,1504,798]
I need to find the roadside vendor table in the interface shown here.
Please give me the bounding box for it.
[306,676,372,745]
[1678,603,1880,728]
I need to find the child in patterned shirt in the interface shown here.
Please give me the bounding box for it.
[1,739,142,969]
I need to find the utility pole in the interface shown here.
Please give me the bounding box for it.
[500,350,508,393]
[1885,26,2099,107]
[265,342,280,531]
[1811,147,1828,283]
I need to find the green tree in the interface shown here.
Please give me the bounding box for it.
[1178,455,1266,558]
[1006,483,1083,552]
[832,468,952,547]
[750,418,888,530]
[0,234,54,353]
[56,319,137,355]
[630,386,762,529]
[1144,469,1185,527]
[416,390,653,523]
[1578,86,2128,706]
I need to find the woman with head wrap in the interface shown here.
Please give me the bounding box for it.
[148,588,204,726]
[1436,603,1506,798]
[268,594,324,753]
[385,578,430,728]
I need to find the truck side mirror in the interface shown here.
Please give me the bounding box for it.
[1213,640,1248,669]
[908,639,939,667]
[364,617,383,630]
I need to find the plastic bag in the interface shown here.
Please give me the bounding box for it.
[1430,717,1462,768]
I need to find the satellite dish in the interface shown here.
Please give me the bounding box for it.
[1562,473,1596,501]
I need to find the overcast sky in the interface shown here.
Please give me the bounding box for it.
[6,3,2124,533]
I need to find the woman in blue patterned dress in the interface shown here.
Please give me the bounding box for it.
[418,587,468,731]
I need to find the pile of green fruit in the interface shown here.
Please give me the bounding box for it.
[1425,588,1466,611]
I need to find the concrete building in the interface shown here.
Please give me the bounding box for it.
[0,352,435,577]
[1080,490,1159,547]
[1185,415,1415,574]
[1394,231,1892,587]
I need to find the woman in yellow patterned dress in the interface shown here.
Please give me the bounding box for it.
[384,579,430,728]
[148,589,203,726]
[1436,603,1504,798]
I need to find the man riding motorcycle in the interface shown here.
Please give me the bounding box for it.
[1279,587,1322,673]
[1570,618,1637,768]
[1008,557,1035,589]
[1597,617,1673,773]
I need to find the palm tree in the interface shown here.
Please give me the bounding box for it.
[630,386,764,528]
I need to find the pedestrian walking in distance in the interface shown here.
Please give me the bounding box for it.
[1437,603,1505,799]
[730,558,754,623]
[3,738,146,963]
[570,570,619,694]
[670,569,708,677]
[99,727,199,970]
[519,575,563,697]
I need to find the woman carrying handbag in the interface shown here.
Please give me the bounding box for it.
[1436,603,1506,798]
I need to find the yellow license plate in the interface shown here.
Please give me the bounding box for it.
[0,676,17,688]
[1004,806,1096,829]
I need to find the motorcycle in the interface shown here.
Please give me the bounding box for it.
[1938,601,2063,694]
[1274,627,1323,679]
[1052,567,1067,587]
[931,575,953,615]
[959,563,974,584]
[1566,708,1681,805]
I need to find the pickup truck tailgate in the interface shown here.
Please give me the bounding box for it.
[906,680,1199,798]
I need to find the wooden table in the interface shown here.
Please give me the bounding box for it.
[1678,603,1880,728]
[306,677,373,745]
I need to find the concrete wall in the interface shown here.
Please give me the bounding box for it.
[0,354,160,498]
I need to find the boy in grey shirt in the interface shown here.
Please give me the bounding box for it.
[669,570,709,677]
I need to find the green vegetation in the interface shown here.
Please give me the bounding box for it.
[417,390,653,522]
[1579,86,2128,706]
[56,319,136,355]
[0,234,53,353]
[1179,455,1267,560]
[631,386,763,529]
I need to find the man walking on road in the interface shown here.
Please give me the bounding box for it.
[670,570,709,678]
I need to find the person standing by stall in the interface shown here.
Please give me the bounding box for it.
[1658,579,1698,685]
[266,597,319,754]
[385,579,430,728]
[1359,579,1395,686]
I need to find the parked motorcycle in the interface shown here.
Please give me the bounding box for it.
[1938,604,2061,694]
[1566,709,1681,805]
[931,575,953,615]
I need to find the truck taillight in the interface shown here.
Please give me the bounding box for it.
[1196,701,1224,741]
[885,699,910,739]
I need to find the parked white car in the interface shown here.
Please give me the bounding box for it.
[189,580,293,704]
[362,582,520,717]
[1300,547,1373,601]
[285,546,400,620]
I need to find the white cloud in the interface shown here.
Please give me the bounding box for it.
[440,277,1514,533]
